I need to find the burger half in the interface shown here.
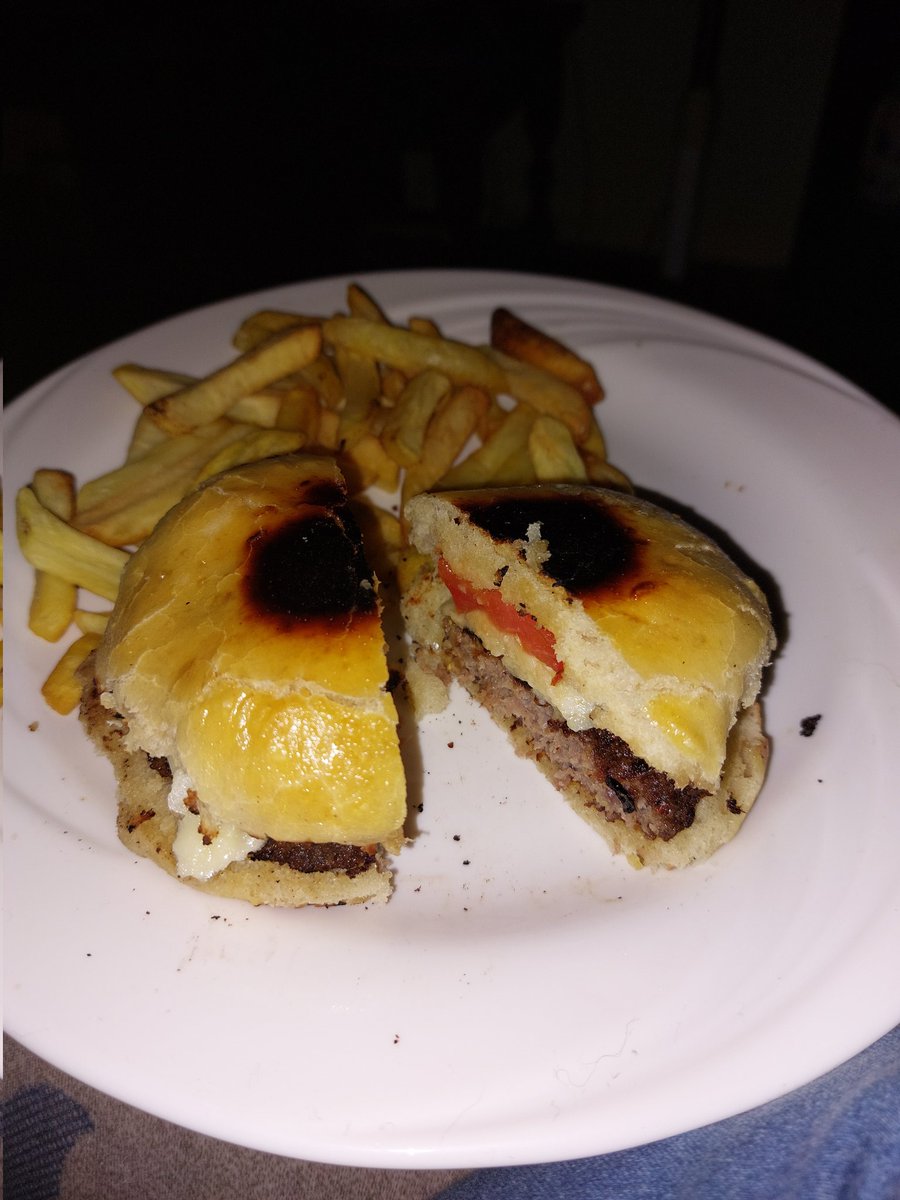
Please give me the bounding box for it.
[402,484,776,868]
[81,454,406,906]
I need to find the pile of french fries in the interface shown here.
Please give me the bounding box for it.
[16,282,631,714]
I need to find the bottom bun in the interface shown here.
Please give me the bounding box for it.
[79,657,395,907]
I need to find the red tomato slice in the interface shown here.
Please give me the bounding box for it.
[438,558,564,682]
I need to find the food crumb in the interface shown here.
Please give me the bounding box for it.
[29,721,39,732]
[447,741,454,748]
[800,714,822,737]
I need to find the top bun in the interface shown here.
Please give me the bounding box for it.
[404,485,775,791]
[96,454,406,847]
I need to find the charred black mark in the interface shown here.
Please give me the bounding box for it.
[606,775,636,813]
[244,509,377,624]
[800,714,822,737]
[459,492,641,595]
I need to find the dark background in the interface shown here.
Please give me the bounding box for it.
[4,0,899,410]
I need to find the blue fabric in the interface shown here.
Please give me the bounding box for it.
[1,1083,94,1200]
[435,1025,900,1200]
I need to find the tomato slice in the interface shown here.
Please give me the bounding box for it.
[438,558,564,682]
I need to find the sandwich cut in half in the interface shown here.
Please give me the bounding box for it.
[402,484,776,868]
[81,454,406,906]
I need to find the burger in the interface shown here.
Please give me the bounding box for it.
[80,454,407,906]
[401,484,776,868]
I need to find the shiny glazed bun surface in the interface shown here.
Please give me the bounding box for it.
[96,455,405,846]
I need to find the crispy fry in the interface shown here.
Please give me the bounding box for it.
[323,316,508,394]
[381,370,451,467]
[334,345,381,445]
[147,324,322,434]
[482,347,591,443]
[113,363,195,404]
[75,421,252,546]
[316,407,342,450]
[349,500,403,582]
[491,307,605,405]
[339,433,401,494]
[196,429,308,483]
[297,355,344,410]
[74,609,111,636]
[407,315,442,337]
[400,385,488,516]
[528,416,588,484]
[41,632,103,715]
[232,310,316,353]
[274,386,320,434]
[436,403,537,490]
[115,363,286,430]
[17,486,128,602]
[584,454,634,491]
[347,282,389,323]
[29,470,78,641]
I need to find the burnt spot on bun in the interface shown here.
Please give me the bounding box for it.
[243,507,378,627]
[458,490,645,599]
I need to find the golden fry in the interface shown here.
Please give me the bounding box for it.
[491,307,605,405]
[41,632,103,715]
[17,486,128,602]
[400,385,488,516]
[75,421,252,546]
[74,609,111,635]
[347,282,389,323]
[196,429,308,483]
[436,403,537,490]
[339,433,401,495]
[528,416,588,484]
[232,310,316,353]
[29,470,78,641]
[113,363,195,404]
[335,345,381,445]
[323,316,507,394]
[482,347,591,443]
[147,324,322,434]
[381,370,451,467]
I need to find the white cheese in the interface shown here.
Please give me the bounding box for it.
[167,768,265,882]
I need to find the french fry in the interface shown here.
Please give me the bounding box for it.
[436,403,537,490]
[147,324,322,434]
[323,316,508,395]
[232,310,314,353]
[297,355,344,410]
[74,609,111,636]
[113,363,195,404]
[400,385,488,516]
[17,486,128,602]
[196,429,308,483]
[29,469,78,641]
[115,362,286,430]
[127,408,173,461]
[379,366,408,404]
[584,454,634,491]
[274,385,320,434]
[334,345,381,445]
[340,433,401,494]
[491,307,605,405]
[408,315,441,337]
[347,282,389,323]
[528,416,588,483]
[349,500,403,582]
[41,632,103,715]
[75,421,252,546]
[381,369,451,467]
[482,347,591,443]
[316,407,342,450]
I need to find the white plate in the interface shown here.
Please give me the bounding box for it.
[5,270,900,1169]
